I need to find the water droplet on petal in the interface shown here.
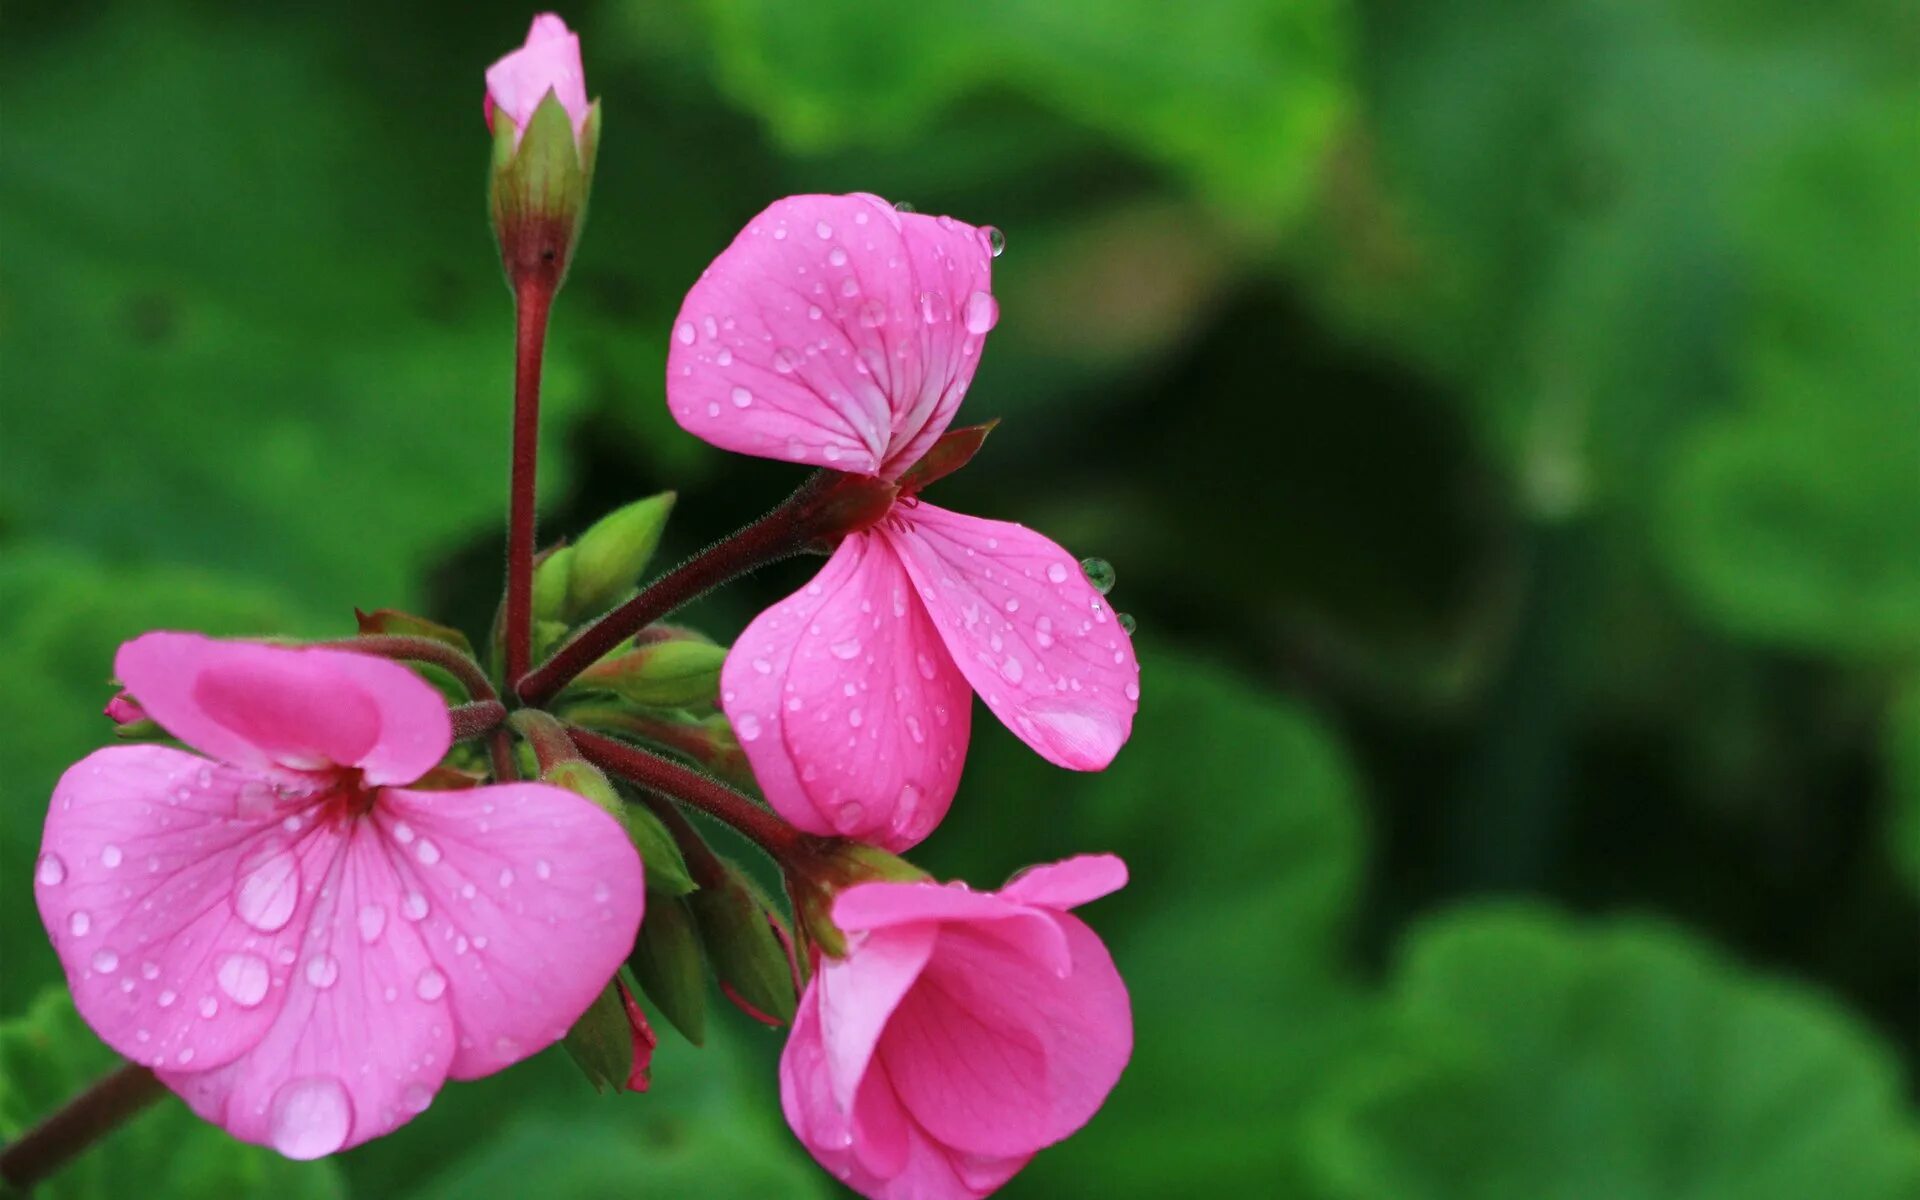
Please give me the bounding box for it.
[305,955,339,989]
[101,844,123,869]
[91,949,119,974]
[1046,562,1070,584]
[837,802,865,831]
[735,713,762,742]
[415,968,447,1001]
[36,854,65,886]
[830,639,862,660]
[1117,612,1138,634]
[981,225,1006,257]
[358,904,387,944]
[415,839,441,866]
[400,1083,434,1114]
[963,290,999,334]
[815,221,833,239]
[233,843,300,933]
[199,995,219,1018]
[401,892,429,922]
[535,859,552,881]
[1079,557,1117,595]
[217,953,270,1007]
[69,911,91,938]
[675,322,696,346]
[731,386,753,408]
[268,1077,353,1160]
[893,200,917,213]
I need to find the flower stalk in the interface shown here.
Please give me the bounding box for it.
[0,1063,164,1190]
[567,726,812,862]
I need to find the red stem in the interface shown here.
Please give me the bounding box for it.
[518,471,895,707]
[488,728,519,783]
[448,700,508,742]
[326,635,495,702]
[504,280,556,692]
[0,1063,164,1189]
[568,727,809,861]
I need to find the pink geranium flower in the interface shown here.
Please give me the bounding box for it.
[484,13,591,140]
[780,855,1132,1199]
[669,193,1141,850]
[34,633,644,1159]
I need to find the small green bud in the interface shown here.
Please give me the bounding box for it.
[562,971,656,1094]
[354,608,477,658]
[690,862,799,1026]
[571,641,727,709]
[567,493,675,620]
[531,544,575,623]
[490,92,600,289]
[629,894,708,1047]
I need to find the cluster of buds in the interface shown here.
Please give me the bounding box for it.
[10,14,1142,1200]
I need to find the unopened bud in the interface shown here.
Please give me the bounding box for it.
[689,861,798,1026]
[531,545,575,623]
[540,759,696,896]
[567,493,675,620]
[486,17,600,289]
[571,641,726,709]
[562,971,657,1094]
[354,608,477,658]
[628,894,707,1047]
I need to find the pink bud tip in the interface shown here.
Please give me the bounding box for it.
[485,13,591,140]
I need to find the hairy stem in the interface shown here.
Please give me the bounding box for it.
[328,634,496,703]
[0,1063,164,1190]
[504,280,556,691]
[448,700,508,742]
[568,727,808,861]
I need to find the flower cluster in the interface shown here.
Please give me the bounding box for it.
[20,15,1138,1200]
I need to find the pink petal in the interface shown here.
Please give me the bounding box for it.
[485,13,590,136]
[879,916,1132,1157]
[369,783,646,1078]
[997,853,1129,911]
[884,503,1138,770]
[37,746,332,1076]
[721,535,971,850]
[666,193,997,478]
[115,634,451,786]
[159,819,458,1158]
[781,980,1028,1200]
[835,882,1072,978]
[817,924,938,1110]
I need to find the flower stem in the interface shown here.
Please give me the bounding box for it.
[504,279,556,692]
[330,634,496,703]
[516,470,897,707]
[0,1063,164,1190]
[448,700,508,742]
[568,727,810,862]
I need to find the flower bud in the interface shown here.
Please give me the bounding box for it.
[566,492,676,620]
[689,859,799,1026]
[562,972,657,1094]
[486,15,600,290]
[571,640,727,709]
[531,544,575,623]
[894,420,998,497]
[354,607,476,658]
[104,692,164,740]
[628,894,707,1046]
[540,758,697,896]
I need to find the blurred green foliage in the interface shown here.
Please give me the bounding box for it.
[1,0,1914,1196]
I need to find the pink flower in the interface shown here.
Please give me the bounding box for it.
[671,193,1141,850]
[485,13,591,140]
[780,855,1132,1199]
[103,691,146,726]
[34,633,644,1159]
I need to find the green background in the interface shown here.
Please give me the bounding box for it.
[2,0,1916,1195]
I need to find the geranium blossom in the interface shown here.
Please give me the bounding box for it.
[34,633,644,1158]
[484,13,591,140]
[668,193,1140,849]
[781,854,1133,1198]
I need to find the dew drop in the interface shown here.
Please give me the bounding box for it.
[415,839,441,866]
[830,639,862,660]
[400,1083,434,1114]
[828,247,848,267]
[91,949,119,974]
[893,200,917,213]
[36,854,65,886]
[1079,557,1117,595]
[69,911,91,938]
[535,859,553,881]
[233,843,300,933]
[963,290,999,334]
[837,802,865,831]
[1046,562,1070,584]
[675,322,695,346]
[981,225,1006,257]
[735,713,762,742]
[358,904,387,944]
[158,989,177,1009]
[268,1077,353,1160]
[217,953,270,1007]
[1117,612,1138,635]
[101,844,123,869]
[498,867,515,888]
[415,968,447,1001]
[401,892,429,922]
[305,954,339,989]
[1125,681,1141,702]
[731,386,754,408]
[815,221,833,239]
[199,995,219,1018]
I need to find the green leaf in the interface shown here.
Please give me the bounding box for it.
[0,547,317,1011]
[1306,907,1920,1200]
[1658,94,1920,656]
[0,989,345,1199]
[688,0,1351,223]
[0,9,588,609]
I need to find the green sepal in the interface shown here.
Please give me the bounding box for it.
[489,92,593,284]
[571,641,727,709]
[567,492,676,620]
[629,893,708,1047]
[689,860,799,1025]
[354,607,476,658]
[562,968,640,1094]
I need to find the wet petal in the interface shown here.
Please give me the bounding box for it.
[817,923,938,1111]
[485,13,590,135]
[115,633,451,785]
[885,504,1138,770]
[997,854,1129,912]
[36,746,331,1075]
[721,535,972,850]
[371,782,646,1079]
[667,193,995,478]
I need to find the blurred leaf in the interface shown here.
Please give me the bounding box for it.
[0,547,317,1011]
[938,649,1378,1197]
[1887,679,1920,897]
[687,0,1351,223]
[1337,0,1905,515]
[1659,95,1920,657]
[1307,906,1920,1200]
[0,8,589,608]
[0,989,344,1199]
